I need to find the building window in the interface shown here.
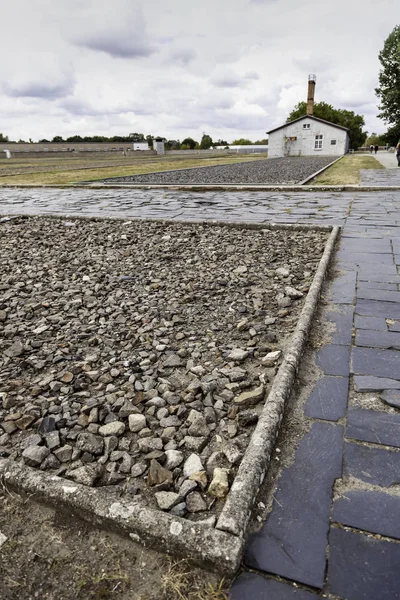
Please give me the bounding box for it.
[314,134,323,149]
[303,123,311,129]
[331,139,337,145]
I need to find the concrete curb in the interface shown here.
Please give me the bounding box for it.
[216,225,340,536]
[0,459,243,574]
[0,215,339,572]
[298,155,344,185]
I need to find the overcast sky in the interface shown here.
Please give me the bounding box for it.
[0,0,398,142]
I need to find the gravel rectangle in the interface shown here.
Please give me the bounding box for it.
[0,216,328,528]
[101,157,338,185]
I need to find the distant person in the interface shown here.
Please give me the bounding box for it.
[374,144,379,154]
[369,144,374,154]
[385,143,389,151]
[396,141,400,167]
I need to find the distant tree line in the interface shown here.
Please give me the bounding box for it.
[0,132,269,149]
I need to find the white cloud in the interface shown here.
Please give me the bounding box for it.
[0,0,396,141]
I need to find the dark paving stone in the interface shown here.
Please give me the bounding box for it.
[358,273,400,284]
[344,441,400,487]
[304,376,348,421]
[337,250,394,264]
[328,527,400,600]
[330,270,356,304]
[326,307,353,345]
[354,315,387,331]
[316,344,350,377]
[346,408,400,448]
[356,298,400,320]
[351,347,400,380]
[229,573,317,600]
[380,389,400,408]
[355,328,400,350]
[357,289,400,303]
[245,422,343,588]
[358,282,398,291]
[332,489,400,539]
[354,375,400,392]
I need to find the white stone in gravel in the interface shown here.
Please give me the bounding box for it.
[155,491,180,511]
[233,265,247,275]
[164,450,184,470]
[276,267,290,276]
[262,350,282,367]
[128,414,146,432]
[0,532,7,548]
[285,286,304,298]
[99,421,125,436]
[183,453,203,478]
[179,479,198,498]
[227,348,248,362]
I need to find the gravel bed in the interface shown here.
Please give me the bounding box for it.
[0,216,327,523]
[101,157,338,185]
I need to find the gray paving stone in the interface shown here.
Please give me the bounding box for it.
[337,250,394,264]
[326,307,353,346]
[355,328,400,350]
[388,321,400,332]
[358,273,400,284]
[357,289,400,303]
[304,376,348,421]
[356,299,400,319]
[340,241,392,254]
[353,264,398,275]
[332,489,400,539]
[316,344,350,377]
[358,282,398,291]
[229,573,317,599]
[354,315,387,331]
[330,270,356,304]
[346,408,400,448]
[354,375,400,392]
[245,422,343,588]
[351,347,400,379]
[380,390,400,408]
[328,527,400,600]
[344,441,400,487]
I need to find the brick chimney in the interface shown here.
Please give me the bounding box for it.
[306,74,316,115]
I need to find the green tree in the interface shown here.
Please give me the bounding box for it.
[231,138,253,145]
[365,132,386,147]
[181,137,197,149]
[0,133,9,142]
[382,123,400,146]
[200,134,213,149]
[129,132,145,142]
[51,135,64,143]
[287,101,367,150]
[376,25,400,125]
[254,138,268,145]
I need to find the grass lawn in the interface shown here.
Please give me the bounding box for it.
[0,153,266,186]
[310,154,382,185]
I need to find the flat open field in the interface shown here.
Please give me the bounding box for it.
[0,153,266,186]
[310,154,382,185]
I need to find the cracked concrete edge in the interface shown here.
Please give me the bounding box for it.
[216,225,340,537]
[0,458,243,575]
[298,155,344,185]
[0,213,333,233]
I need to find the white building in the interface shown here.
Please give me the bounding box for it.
[266,115,350,159]
[133,142,150,151]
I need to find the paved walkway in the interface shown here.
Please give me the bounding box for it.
[230,175,400,598]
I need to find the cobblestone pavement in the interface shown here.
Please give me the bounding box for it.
[1,187,400,599]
